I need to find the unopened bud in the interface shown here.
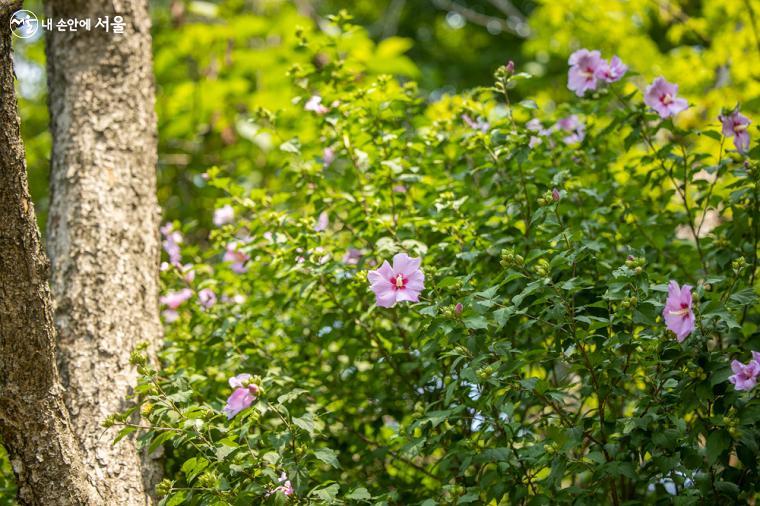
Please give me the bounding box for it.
[505,60,515,74]
[156,479,173,496]
[140,402,154,417]
[454,303,463,315]
[552,188,561,202]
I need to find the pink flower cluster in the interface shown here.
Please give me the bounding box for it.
[160,223,183,266]
[160,288,193,322]
[567,49,627,97]
[565,49,751,149]
[662,281,760,392]
[729,352,760,391]
[223,373,259,419]
[526,115,585,147]
[160,287,217,321]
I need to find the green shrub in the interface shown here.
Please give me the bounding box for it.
[123,15,760,506]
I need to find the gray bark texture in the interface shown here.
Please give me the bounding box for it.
[0,1,100,503]
[45,0,162,503]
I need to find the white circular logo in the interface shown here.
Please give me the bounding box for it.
[10,10,39,39]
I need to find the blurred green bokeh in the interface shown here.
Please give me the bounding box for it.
[12,0,760,233]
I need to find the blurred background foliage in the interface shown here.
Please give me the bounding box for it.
[4,0,760,500]
[12,0,760,233]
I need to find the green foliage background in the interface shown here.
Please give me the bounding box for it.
[3,0,760,503]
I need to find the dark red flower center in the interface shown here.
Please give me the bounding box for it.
[390,274,407,291]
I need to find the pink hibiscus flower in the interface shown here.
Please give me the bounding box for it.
[160,288,193,322]
[304,95,328,115]
[314,211,329,232]
[367,253,425,308]
[662,280,695,342]
[160,223,183,266]
[323,147,336,167]
[198,288,216,310]
[567,49,603,97]
[342,248,362,265]
[719,107,751,154]
[462,114,490,133]
[223,373,260,419]
[270,472,295,496]
[555,115,586,144]
[213,205,235,226]
[160,288,193,309]
[595,56,627,83]
[644,77,688,119]
[729,356,760,391]
[223,242,250,274]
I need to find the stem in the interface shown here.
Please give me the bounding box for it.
[697,136,725,236]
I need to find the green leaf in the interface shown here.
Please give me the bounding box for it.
[705,430,731,465]
[345,487,372,500]
[279,139,301,154]
[463,315,488,330]
[113,426,136,445]
[277,388,308,404]
[314,448,341,469]
[292,413,320,436]
[310,483,340,502]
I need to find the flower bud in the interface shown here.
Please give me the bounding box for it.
[140,402,154,417]
[129,350,147,367]
[552,188,561,201]
[505,60,515,74]
[477,365,494,380]
[732,256,747,273]
[198,472,217,488]
[454,303,463,315]
[156,479,173,497]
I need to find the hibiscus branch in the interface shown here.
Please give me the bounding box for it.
[347,427,443,482]
[640,119,706,272]
[697,136,725,236]
[486,0,526,23]
[430,0,529,37]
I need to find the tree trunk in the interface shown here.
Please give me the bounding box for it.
[44,0,162,503]
[0,2,100,504]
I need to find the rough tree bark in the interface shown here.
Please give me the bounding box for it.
[0,2,100,503]
[45,0,162,503]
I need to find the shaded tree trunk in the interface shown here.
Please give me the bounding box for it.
[44,0,162,503]
[0,2,100,503]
